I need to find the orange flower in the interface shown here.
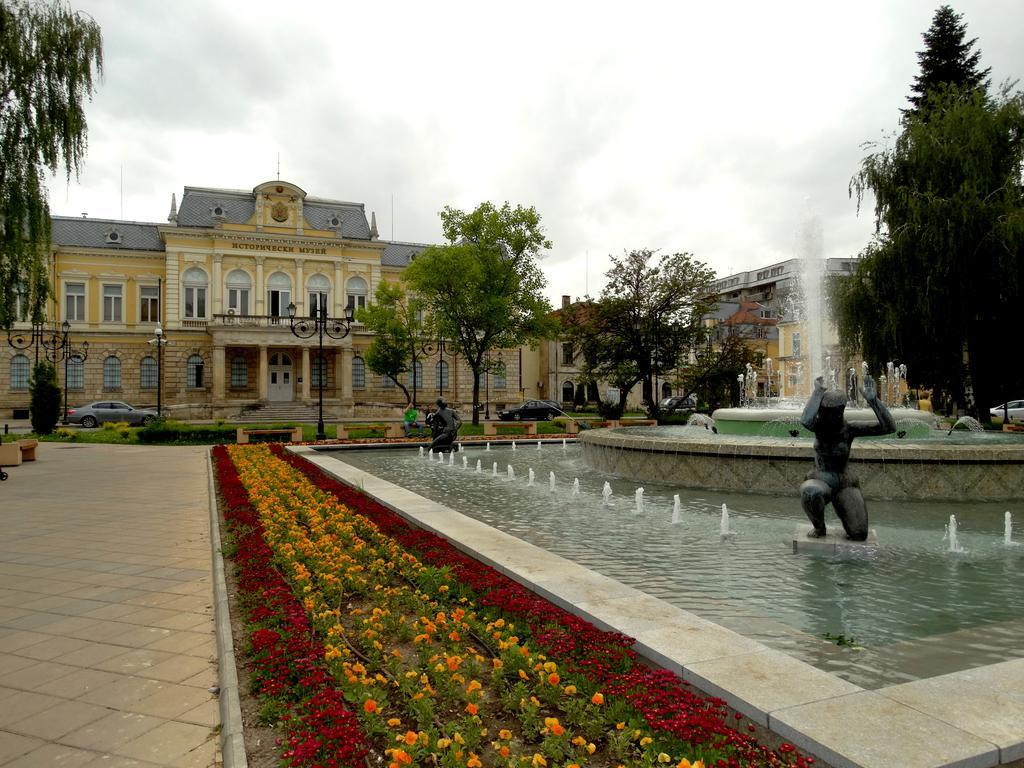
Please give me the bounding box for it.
[363,699,378,714]
[592,692,605,705]
[403,731,418,746]
[547,672,560,686]
[518,669,530,681]
[467,755,482,768]
[389,749,412,765]
[465,703,478,716]
[492,658,503,669]
[499,746,511,758]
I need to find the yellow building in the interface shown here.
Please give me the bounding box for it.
[2,179,542,420]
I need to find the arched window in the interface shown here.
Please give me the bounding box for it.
[661,382,672,399]
[187,354,205,388]
[352,357,366,389]
[410,361,423,389]
[67,355,85,390]
[226,269,251,316]
[382,373,396,389]
[562,380,574,402]
[182,267,208,319]
[266,272,292,317]
[435,360,449,392]
[230,356,248,388]
[307,273,331,317]
[9,354,29,390]
[345,276,368,314]
[103,356,122,390]
[140,356,158,389]
[311,353,326,388]
[493,361,506,390]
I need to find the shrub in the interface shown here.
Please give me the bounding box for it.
[29,362,61,435]
[137,419,237,444]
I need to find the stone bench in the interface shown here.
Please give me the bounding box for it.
[483,421,538,436]
[0,439,38,467]
[235,426,303,444]
[337,423,405,440]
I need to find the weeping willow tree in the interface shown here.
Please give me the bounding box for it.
[834,85,1024,418]
[0,0,103,329]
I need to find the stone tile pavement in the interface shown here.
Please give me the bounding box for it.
[0,443,221,768]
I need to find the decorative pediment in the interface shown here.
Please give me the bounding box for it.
[253,180,307,230]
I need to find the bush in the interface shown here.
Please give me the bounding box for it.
[29,362,62,435]
[596,397,624,420]
[137,419,237,444]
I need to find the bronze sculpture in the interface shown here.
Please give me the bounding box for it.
[800,374,895,541]
[428,398,461,453]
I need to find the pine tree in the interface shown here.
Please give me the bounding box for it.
[0,1,103,328]
[906,5,990,113]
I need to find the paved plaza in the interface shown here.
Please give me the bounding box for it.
[0,443,220,768]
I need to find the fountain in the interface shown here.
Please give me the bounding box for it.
[572,478,580,497]
[635,487,644,514]
[602,481,612,506]
[720,503,735,537]
[944,514,965,553]
[549,471,556,492]
[507,465,515,481]
[527,468,535,487]
[1006,511,1018,546]
[671,494,681,523]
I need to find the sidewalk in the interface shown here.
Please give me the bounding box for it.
[0,443,220,767]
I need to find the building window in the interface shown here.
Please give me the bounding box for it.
[266,272,291,317]
[226,269,251,316]
[67,356,84,390]
[103,284,123,323]
[561,343,574,366]
[345,276,368,314]
[10,354,30,390]
[307,274,330,317]
[183,267,208,319]
[231,356,248,388]
[312,354,326,388]
[12,281,28,321]
[382,373,396,389]
[757,270,769,280]
[410,361,422,389]
[103,356,121,390]
[352,357,366,389]
[493,361,506,390]
[65,282,85,322]
[140,356,158,389]
[792,332,801,358]
[187,354,204,388]
[562,380,574,402]
[140,285,160,324]
[435,360,449,391]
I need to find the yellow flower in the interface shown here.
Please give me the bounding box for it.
[658,754,672,763]
[498,729,513,741]
[586,743,596,754]
[640,736,654,747]
[532,755,547,767]
[387,718,402,727]
[563,685,577,695]
[437,738,452,749]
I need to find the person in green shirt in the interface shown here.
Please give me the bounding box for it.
[403,404,423,437]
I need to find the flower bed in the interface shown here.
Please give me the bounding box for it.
[214,444,811,767]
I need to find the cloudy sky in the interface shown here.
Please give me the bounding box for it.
[46,0,1024,306]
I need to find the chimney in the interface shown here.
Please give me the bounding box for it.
[561,295,571,309]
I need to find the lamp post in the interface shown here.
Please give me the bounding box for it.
[420,336,449,397]
[287,302,354,441]
[148,325,169,417]
[55,323,89,425]
[8,320,69,366]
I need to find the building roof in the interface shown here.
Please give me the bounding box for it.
[51,216,165,252]
[724,300,778,327]
[176,185,372,238]
[381,241,430,268]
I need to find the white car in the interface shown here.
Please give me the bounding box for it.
[989,400,1024,422]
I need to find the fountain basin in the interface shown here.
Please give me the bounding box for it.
[580,426,1024,501]
[711,406,938,437]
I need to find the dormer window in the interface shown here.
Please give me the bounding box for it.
[105,229,122,244]
[327,214,341,228]
[210,204,227,220]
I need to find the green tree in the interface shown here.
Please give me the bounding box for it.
[906,5,989,114]
[29,360,61,434]
[838,85,1024,418]
[357,280,427,406]
[1,0,103,328]
[681,333,756,413]
[562,249,716,419]
[403,202,556,425]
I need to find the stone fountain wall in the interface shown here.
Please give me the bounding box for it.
[580,429,1024,502]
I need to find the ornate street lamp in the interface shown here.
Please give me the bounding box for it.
[287,302,354,441]
[420,336,449,398]
[148,325,169,418]
[8,320,69,366]
[55,322,89,425]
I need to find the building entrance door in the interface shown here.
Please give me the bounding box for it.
[268,352,294,401]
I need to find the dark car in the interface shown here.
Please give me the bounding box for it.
[659,395,697,414]
[66,401,158,428]
[498,399,562,421]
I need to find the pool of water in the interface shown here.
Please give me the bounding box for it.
[325,443,1024,688]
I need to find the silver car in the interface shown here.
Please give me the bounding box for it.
[66,401,158,428]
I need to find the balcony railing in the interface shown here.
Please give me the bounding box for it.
[210,313,289,328]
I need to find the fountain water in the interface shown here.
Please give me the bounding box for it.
[720,503,735,537]
[492,462,498,477]
[537,441,542,450]
[549,472,556,492]
[1006,512,1019,546]
[572,478,580,497]
[419,446,424,457]
[635,487,644,514]
[462,455,468,469]
[512,441,517,451]
[448,452,454,466]
[944,514,965,553]
[671,494,681,523]
[486,442,491,451]
[798,212,825,385]
[507,465,515,481]
[476,459,482,473]
[527,468,535,487]
[602,481,612,506]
